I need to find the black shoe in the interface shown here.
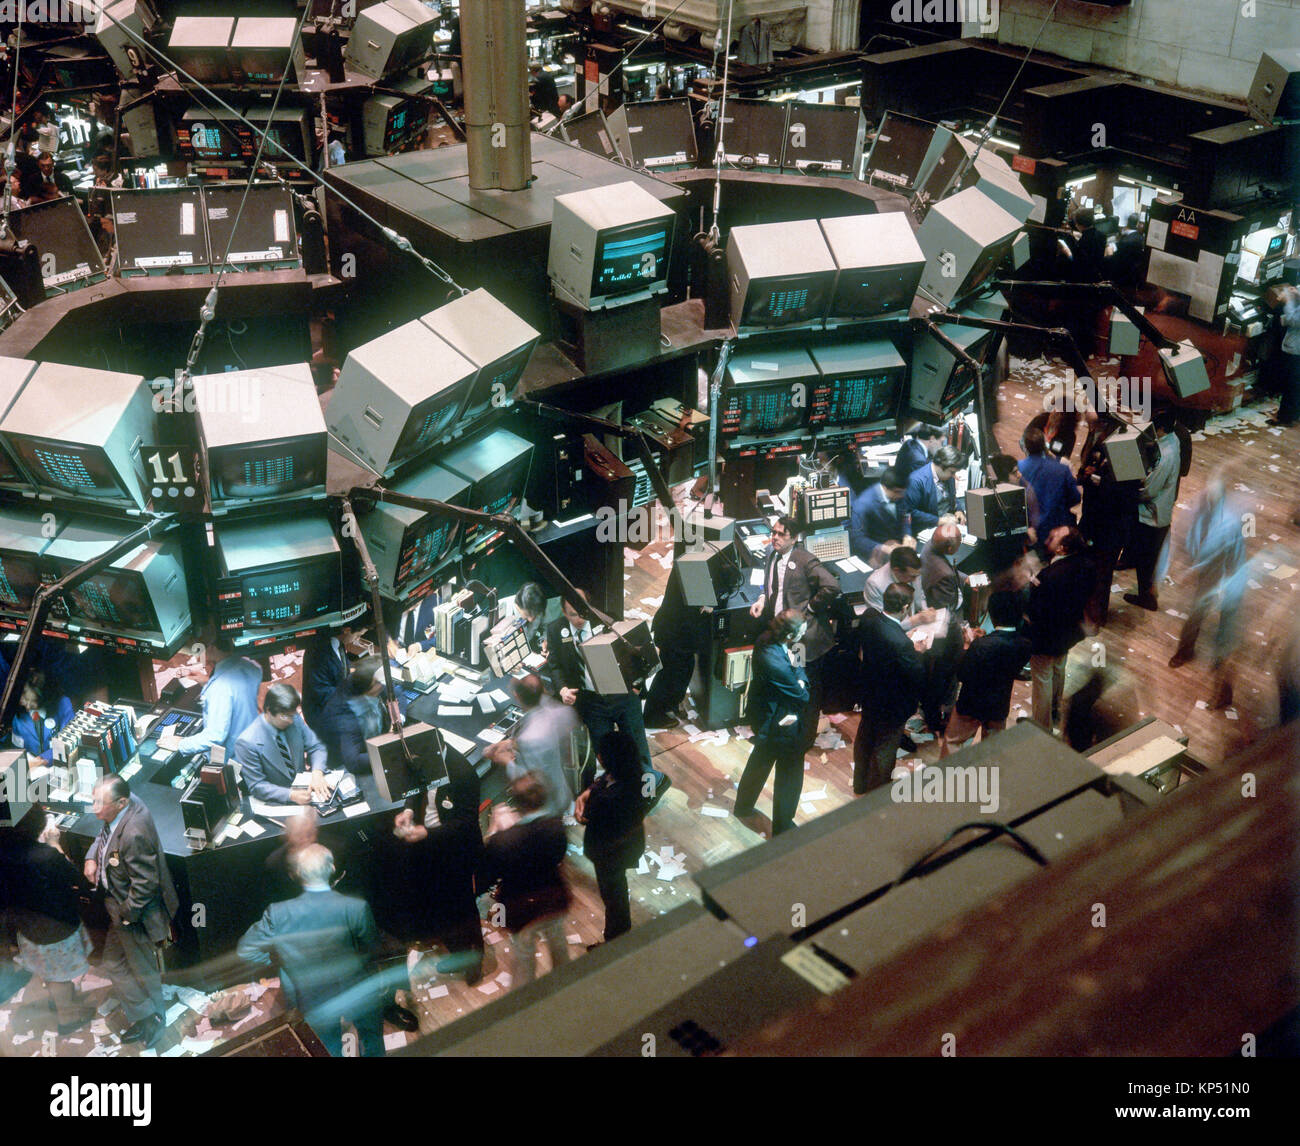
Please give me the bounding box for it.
[585,942,603,952]
[121,1015,162,1046]
[1168,650,1193,669]
[643,710,679,729]
[384,1003,419,1032]
[1266,417,1297,427]
[1123,593,1158,612]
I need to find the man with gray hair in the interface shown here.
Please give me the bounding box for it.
[238,843,385,1057]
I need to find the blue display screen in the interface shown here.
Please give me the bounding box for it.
[593,223,669,296]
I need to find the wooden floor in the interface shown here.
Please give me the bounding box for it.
[10,356,1297,1057]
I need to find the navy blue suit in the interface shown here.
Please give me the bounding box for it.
[895,438,930,481]
[317,683,389,774]
[301,637,349,730]
[854,612,925,793]
[735,641,810,834]
[904,463,957,532]
[849,482,905,560]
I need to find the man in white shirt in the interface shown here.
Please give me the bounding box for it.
[1124,408,1181,611]
[863,546,939,631]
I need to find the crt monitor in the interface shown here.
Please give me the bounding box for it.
[0,363,155,510]
[722,346,818,439]
[168,15,236,85]
[865,111,938,192]
[560,108,624,163]
[548,181,676,310]
[8,198,106,291]
[328,318,477,476]
[0,356,37,491]
[202,183,300,270]
[780,103,862,175]
[727,219,837,329]
[0,507,52,618]
[215,513,343,635]
[419,289,541,428]
[616,98,698,168]
[193,364,327,508]
[809,339,908,429]
[244,107,313,166]
[437,428,534,551]
[41,517,191,651]
[111,188,209,275]
[908,321,992,422]
[820,212,926,319]
[177,107,250,161]
[361,461,471,601]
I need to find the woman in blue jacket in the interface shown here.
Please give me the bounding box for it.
[733,609,811,835]
[13,670,75,760]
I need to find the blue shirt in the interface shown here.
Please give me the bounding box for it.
[176,654,262,761]
[1018,454,1081,535]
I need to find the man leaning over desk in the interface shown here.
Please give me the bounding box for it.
[236,683,332,805]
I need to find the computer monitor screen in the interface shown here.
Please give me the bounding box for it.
[780,103,860,175]
[112,188,208,273]
[208,437,326,501]
[956,239,1014,303]
[865,112,937,192]
[823,368,905,426]
[0,549,41,614]
[623,98,698,167]
[247,110,312,164]
[202,184,298,268]
[440,430,533,550]
[723,382,811,438]
[392,388,469,467]
[741,273,833,327]
[592,221,671,300]
[830,265,920,317]
[241,556,340,629]
[457,342,535,426]
[177,110,248,161]
[396,514,458,597]
[60,568,160,632]
[8,199,105,289]
[3,436,128,501]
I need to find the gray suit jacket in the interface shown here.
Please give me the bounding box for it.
[236,714,328,804]
[95,795,178,943]
[761,546,842,662]
[511,695,579,816]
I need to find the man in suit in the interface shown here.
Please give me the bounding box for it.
[236,683,331,805]
[904,445,966,533]
[483,672,579,817]
[514,582,549,656]
[1123,408,1181,611]
[84,775,178,1047]
[919,523,971,736]
[1026,525,1095,732]
[1018,424,1081,545]
[853,584,926,794]
[394,593,439,651]
[316,656,389,774]
[943,590,1032,753]
[301,620,369,731]
[748,515,842,750]
[642,561,710,729]
[849,467,910,561]
[864,546,938,632]
[895,424,945,482]
[545,589,654,786]
[238,844,385,1057]
[156,631,261,765]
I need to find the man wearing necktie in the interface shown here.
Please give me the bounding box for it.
[748,515,843,750]
[84,775,178,1047]
[301,621,368,731]
[235,683,331,805]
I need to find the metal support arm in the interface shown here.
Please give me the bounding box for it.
[994,279,1180,351]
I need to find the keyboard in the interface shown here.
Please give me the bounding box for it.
[805,529,851,563]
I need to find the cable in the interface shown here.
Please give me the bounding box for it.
[546,0,698,138]
[707,0,736,242]
[888,821,1049,892]
[92,5,468,299]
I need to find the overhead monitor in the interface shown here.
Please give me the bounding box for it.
[809,339,907,430]
[560,108,624,163]
[111,187,209,276]
[717,99,787,170]
[42,517,191,652]
[328,318,477,476]
[193,363,327,510]
[0,506,52,618]
[202,183,300,271]
[908,320,992,422]
[864,111,938,192]
[780,102,862,176]
[360,461,471,601]
[722,346,818,440]
[820,212,926,319]
[419,289,540,428]
[168,15,236,85]
[548,181,676,310]
[0,363,155,510]
[244,106,314,166]
[215,512,343,639]
[437,428,534,552]
[7,199,106,293]
[230,16,298,84]
[613,98,698,169]
[916,186,1022,306]
[344,0,438,80]
[726,219,836,330]
[361,76,434,156]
